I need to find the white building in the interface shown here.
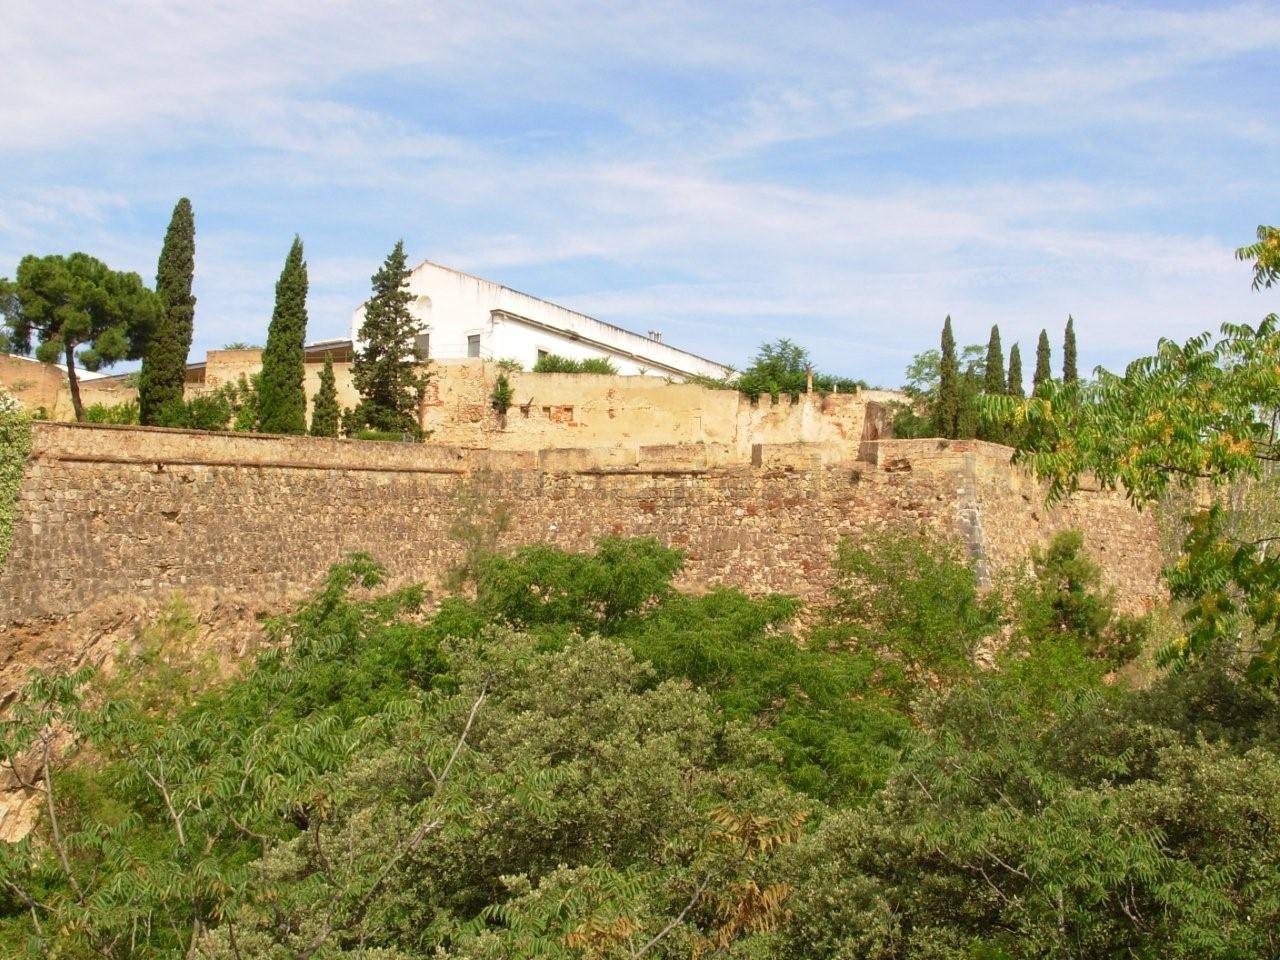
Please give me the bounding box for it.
[350,260,732,381]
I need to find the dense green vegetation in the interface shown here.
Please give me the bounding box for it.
[349,240,428,436]
[532,354,620,375]
[258,237,310,435]
[3,519,1277,958]
[139,199,197,425]
[992,222,1280,686]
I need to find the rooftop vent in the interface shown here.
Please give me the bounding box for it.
[647,330,663,342]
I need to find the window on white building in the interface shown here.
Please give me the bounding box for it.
[414,333,430,360]
[467,334,481,358]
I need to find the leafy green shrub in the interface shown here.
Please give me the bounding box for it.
[532,353,619,374]
[354,428,416,442]
[494,357,523,372]
[1015,529,1149,668]
[81,399,139,424]
[734,338,864,400]
[820,525,998,683]
[490,372,514,418]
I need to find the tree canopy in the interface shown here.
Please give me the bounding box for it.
[351,240,427,434]
[138,199,196,425]
[257,236,309,434]
[0,253,158,420]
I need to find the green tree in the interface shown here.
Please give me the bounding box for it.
[309,353,339,437]
[932,316,959,437]
[1,253,158,421]
[1033,328,1052,391]
[1063,314,1079,383]
[1236,224,1279,289]
[992,229,1280,683]
[1007,342,1024,397]
[138,198,196,425]
[983,325,1004,395]
[257,236,308,434]
[351,240,427,434]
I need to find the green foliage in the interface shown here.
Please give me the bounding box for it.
[309,353,339,437]
[490,371,514,420]
[1033,328,1052,390]
[1,252,159,421]
[2,532,1276,957]
[258,236,309,434]
[81,399,139,424]
[153,389,233,431]
[0,390,32,570]
[990,298,1280,683]
[139,198,196,424]
[351,240,428,435]
[1014,530,1148,669]
[778,660,1280,959]
[822,525,997,682]
[983,325,1005,395]
[932,316,960,436]
[494,357,523,372]
[1236,223,1280,290]
[220,341,259,350]
[1063,314,1079,383]
[734,338,862,401]
[1007,342,1024,397]
[353,428,417,442]
[532,353,619,375]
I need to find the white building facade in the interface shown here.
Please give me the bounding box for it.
[350,261,732,381]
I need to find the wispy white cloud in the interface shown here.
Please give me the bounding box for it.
[1,1,1277,382]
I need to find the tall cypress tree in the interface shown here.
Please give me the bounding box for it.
[1063,315,1079,384]
[1033,329,1052,392]
[139,198,196,424]
[932,315,959,438]
[310,353,339,437]
[352,240,426,434]
[1007,343,1024,397]
[983,325,1004,394]
[258,237,308,434]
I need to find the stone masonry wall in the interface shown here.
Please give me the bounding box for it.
[0,423,1163,624]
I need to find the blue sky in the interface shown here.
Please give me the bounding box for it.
[2,1,1277,385]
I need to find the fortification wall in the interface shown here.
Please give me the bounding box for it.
[0,423,1162,624]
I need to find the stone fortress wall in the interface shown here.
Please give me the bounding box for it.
[1,421,1163,625]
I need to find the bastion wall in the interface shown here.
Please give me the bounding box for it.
[0,422,1162,625]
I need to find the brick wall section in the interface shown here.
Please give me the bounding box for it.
[0,423,1163,623]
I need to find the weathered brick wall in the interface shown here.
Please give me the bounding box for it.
[0,424,1163,623]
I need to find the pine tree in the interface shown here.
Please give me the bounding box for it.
[1033,329,1052,392]
[310,354,339,437]
[932,316,959,438]
[983,325,1004,395]
[139,198,196,424]
[1007,343,1024,397]
[351,240,426,434]
[1063,315,1079,384]
[258,237,308,434]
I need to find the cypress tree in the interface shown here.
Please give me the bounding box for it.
[1007,343,1024,397]
[983,325,1004,394]
[932,315,959,438]
[352,240,427,434]
[310,353,339,437]
[258,236,308,434]
[1033,329,1052,391]
[139,198,196,424]
[1063,315,1079,384]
